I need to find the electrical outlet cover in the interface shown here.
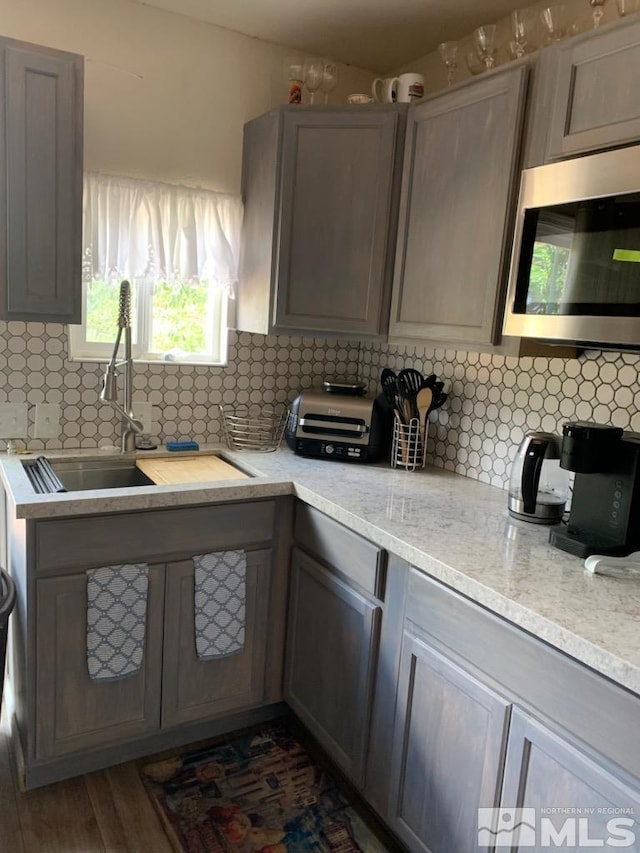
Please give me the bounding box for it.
[34,403,62,439]
[0,403,28,439]
[133,401,154,434]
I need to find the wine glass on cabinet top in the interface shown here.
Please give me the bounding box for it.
[320,59,339,104]
[438,41,458,86]
[511,7,537,57]
[303,57,324,104]
[616,0,640,14]
[539,5,570,43]
[589,0,608,26]
[473,24,497,70]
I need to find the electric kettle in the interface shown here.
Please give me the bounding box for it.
[508,432,569,524]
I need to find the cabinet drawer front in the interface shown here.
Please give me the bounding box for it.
[33,501,275,574]
[294,503,384,598]
[547,20,640,159]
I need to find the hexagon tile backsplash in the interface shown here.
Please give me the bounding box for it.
[0,323,360,453]
[359,341,640,489]
[3,320,640,493]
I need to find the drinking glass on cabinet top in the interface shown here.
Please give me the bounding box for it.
[511,8,537,57]
[284,55,305,104]
[617,0,640,14]
[539,4,570,43]
[589,0,608,27]
[465,50,485,76]
[438,41,459,86]
[473,24,497,70]
[303,57,324,104]
[320,59,339,104]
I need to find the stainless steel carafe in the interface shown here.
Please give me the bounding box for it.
[508,432,569,524]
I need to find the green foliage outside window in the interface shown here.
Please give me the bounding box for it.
[529,243,570,307]
[86,279,209,354]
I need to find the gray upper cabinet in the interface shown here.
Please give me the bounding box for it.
[389,64,528,346]
[237,106,406,338]
[542,16,640,162]
[0,37,83,323]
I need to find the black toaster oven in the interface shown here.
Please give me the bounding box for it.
[285,389,390,462]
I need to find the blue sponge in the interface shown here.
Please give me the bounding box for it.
[166,440,200,452]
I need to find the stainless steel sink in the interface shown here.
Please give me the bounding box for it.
[48,458,155,491]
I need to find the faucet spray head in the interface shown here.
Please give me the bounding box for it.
[117,280,131,328]
[100,365,118,402]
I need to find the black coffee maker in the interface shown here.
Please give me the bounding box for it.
[549,422,640,558]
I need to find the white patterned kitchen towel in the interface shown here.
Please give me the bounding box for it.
[86,564,149,681]
[193,550,246,660]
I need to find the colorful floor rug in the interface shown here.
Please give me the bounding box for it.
[142,721,391,853]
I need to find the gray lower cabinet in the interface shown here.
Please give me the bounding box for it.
[285,546,381,786]
[541,16,640,162]
[237,105,406,338]
[9,498,290,787]
[389,64,528,347]
[501,710,640,851]
[389,622,510,853]
[0,36,83,322]
[389,567,640,853]
[35,565,165,760]
[162,548,272,727]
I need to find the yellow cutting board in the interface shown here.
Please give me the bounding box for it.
[136,455,249,485]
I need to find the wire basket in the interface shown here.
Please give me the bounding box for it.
[219,404,287,452]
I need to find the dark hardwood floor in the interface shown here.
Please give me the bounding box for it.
[0,715,175,852]
[0,712,400,852]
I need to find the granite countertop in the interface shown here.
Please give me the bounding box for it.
[1,446,639,696]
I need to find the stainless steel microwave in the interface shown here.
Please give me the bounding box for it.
[503,145,640,348]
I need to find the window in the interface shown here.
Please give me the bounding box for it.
[69,173,243,364]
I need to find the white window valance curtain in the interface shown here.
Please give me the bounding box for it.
[82,172,244,294]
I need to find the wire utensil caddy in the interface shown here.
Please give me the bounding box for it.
[219,404,287,452]
[391,416,426,471]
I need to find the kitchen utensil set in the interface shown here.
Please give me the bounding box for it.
[381,368,447,425]
[381,367,448,469]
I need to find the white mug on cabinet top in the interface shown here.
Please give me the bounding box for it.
[371,72,424,104]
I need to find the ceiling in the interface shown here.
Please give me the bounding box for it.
[133,0,530,73]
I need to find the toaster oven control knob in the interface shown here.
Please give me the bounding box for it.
[325,444,334,455]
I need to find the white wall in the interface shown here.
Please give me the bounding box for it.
[0,0,375,193]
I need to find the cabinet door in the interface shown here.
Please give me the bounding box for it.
[0,38,83,322]
[162,549,272,727]
[275,110,400,336]
[285,546,381,785]
[389,627,511,853]
[34,566,164,761]
[500,710,640,851]
[389,65,527,345]
[546,19,640,160]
